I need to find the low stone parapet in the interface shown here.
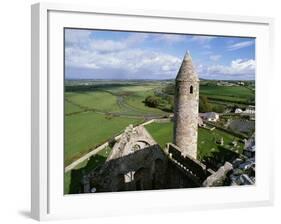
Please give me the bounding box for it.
[166,143,213,183]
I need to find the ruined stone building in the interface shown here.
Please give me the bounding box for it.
[83,125,212,193]
[84,125,168,192]
[79,52,234,193]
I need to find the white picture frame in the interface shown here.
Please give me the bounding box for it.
[31,2,274,221]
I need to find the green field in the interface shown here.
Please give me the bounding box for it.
[104,84,167,115]
[200,85,254,104]
[64,82,170,194]
[65,85,167,116]
[64,80,253,194]
[145,121,243,162]
[67,91,121,112]
[64,82,169,166]
[145,122,173,148]
[64,81,250,167]
[65,112,142,166]
[65,101,83,114]
[125,91,165,115]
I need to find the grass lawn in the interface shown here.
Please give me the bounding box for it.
[145,122,173,148]
[197,127,243,159]
[103,84,160,94]
[65,85,167,116]
[200,85,254,103]
[65,101,83,114]
[64,85,169,167]
[145,121,243,161]
[104,84,167,115]
[64,146,112,194]
[65,91,122,113]
[63,81,253,194]
[125,92,166,115]
[206,95,250,104]
[200,85,253,98]
[65,112,143,165]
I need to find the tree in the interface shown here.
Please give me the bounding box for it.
[162,83,175,95]
[144,95,161,108]
[212,104,225,113]
[247,95,255,104]
[199,95,212,112]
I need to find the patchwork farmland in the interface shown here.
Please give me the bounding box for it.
[64,79,255,193]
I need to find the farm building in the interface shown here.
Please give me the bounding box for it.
[237,81,245,86]
[243,105,255,114]
[200,112,219,122]
[216,81,236,86]
[235,108,243,113]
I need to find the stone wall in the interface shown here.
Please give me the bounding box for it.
[88,144,168,192]
[85,126,169,192]
[167,143,213,185]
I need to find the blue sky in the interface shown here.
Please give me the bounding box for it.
[65,28,255,80]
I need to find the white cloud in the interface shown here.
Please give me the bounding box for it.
[203,59,255,79]
[90,40,127,52]
[65,45,182,79]
[153,34,216,46]
[65,30,254,80]
[230,59,255,72]
[90,33,149,53]
[209,54,221,61]
[65,29,92,46]
[154,34,186,43]
[189,36,216,43]
[65,30,149,52]
[65,30,184,79]
[227,40,254,51]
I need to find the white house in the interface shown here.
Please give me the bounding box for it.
[200,112,219,122]
[237,81,245,86]
[235,108,243,113]
[243,105,255,114]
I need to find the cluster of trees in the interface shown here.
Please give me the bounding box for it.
[247,95,255,104]
[162,83,175,95]
[144,95,173,112]
[199,95,212,112]
[145,81,247,114]
[199,96,225,113]
[212,104,225,113]
[163,83,224,113]
[145,94,225,113]
[144,95,161,108]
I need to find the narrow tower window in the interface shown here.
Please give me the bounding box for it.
[190,85,193,94]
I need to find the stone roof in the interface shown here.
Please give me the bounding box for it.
[176,51,199,82]
[106,125,157,161]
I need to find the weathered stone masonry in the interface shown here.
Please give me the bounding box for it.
[173,51,199,159]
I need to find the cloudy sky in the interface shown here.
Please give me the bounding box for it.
[65,28,255,80]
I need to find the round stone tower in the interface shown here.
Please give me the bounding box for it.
[173,51,199,159]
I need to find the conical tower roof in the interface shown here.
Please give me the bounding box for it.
[176,51,199,82]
